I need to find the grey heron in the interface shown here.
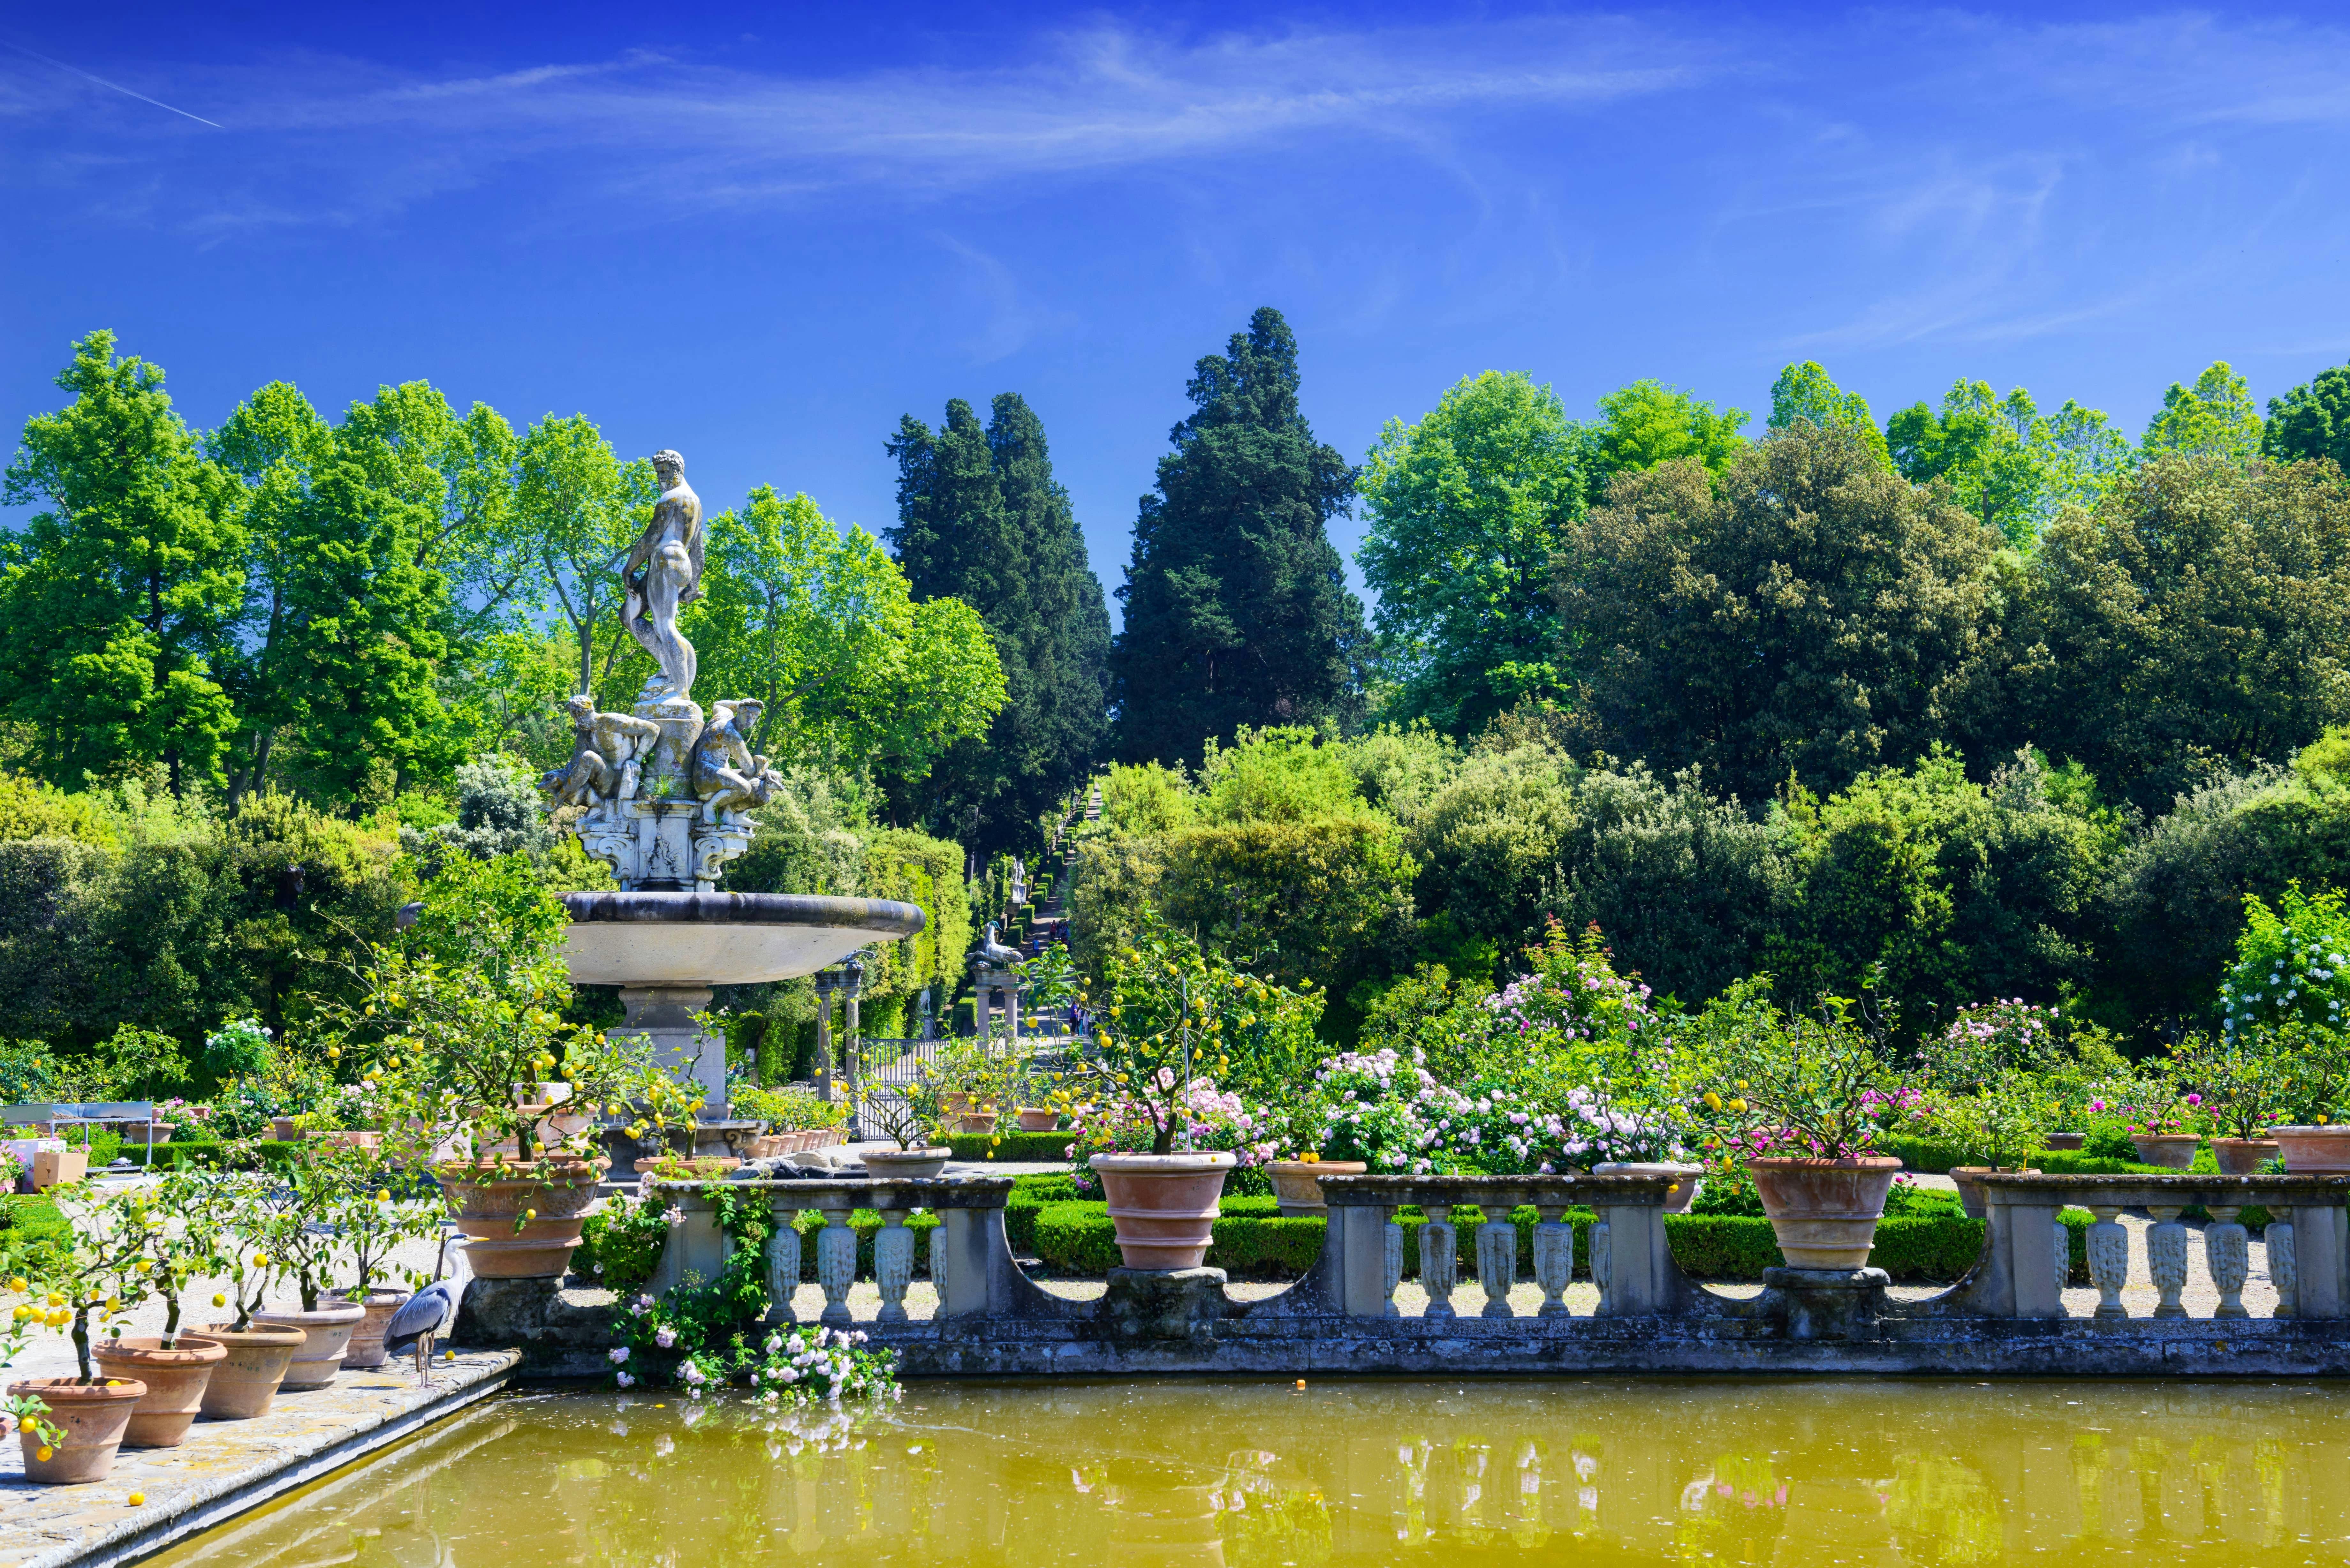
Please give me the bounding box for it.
[383,1228,469,1388]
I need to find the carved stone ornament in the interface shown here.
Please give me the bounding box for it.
[541,450,789,892]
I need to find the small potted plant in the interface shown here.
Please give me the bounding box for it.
[2172,1028,2305,1174]
[4,1195,152,1483]
[1690,982,1912,1271]
[338,1178,442,1369]
[861,1080,952,1180]
[1937,1088,2050,1218]
[253,1141,369,1389]
[2104,1065,2200,1169]
[89,1174,229,1448]
[179,1171,309,1420]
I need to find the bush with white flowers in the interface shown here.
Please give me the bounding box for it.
[2222,883,2350,1042]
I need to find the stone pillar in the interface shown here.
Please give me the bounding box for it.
[1594,1201,1671,1315]
[816,1202,857,1327]
[1533,1205,1573,1317]
[2205,1206,2250,1319]
[614,986,724,1121]
[2287,1201,2346,1318]
[875,1209,913,1323]
[2145,1206,2190,1318]
[1475,1214,1516,1318]
[1337,1204,1390,1317]
[2085,1204,2130,1320]
[1421,1210,1459,1320]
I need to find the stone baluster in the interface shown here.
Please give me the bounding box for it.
[1533,1204,1574,1318]
[1590,1221,1611,1297]
[2204,1206,2250,1319]
[1383,1217,1404,1319]
[2085,1204,2131,1320]
[874,1206,914,1324]
[816,1201,859,1327]
[763,1206,802,1324]
[2145,1205,2190,1318]
[1475,1206,1517,1319]
[2266,1220,2297,1318]
[1421,1207,1459,1320]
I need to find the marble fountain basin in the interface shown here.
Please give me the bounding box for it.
[560,892,925,986]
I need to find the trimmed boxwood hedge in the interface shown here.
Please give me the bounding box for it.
[947,1131,1078,1162]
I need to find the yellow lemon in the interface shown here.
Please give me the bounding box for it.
[377,1189,392,1203]
[127,1492,146,1506]
[7,1276,26,1293]
[251,1252,269,1268]
[1729,1098,1748,1113]
[328,1046,341,1060]
[36,1446,52,1461]
[524,1209,538,1221]
[1703,1092,1723,1111]
[212,1293,227,1307]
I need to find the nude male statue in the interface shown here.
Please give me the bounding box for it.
[691,699,783,816]
[622,449,704,705]
[542,694,660,807]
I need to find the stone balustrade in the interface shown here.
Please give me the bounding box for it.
[540,1170,2350,1377]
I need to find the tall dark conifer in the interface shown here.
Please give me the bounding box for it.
[1111,307,1365,765]
[885,395,1111,853]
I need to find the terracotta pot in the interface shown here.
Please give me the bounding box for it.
[8,1376,146,1483]
[186,1324,307,1419]
[2211,1137,2282,1175]
[1091,1151,1234,1270]
[957,1112,997,1134]
[341,1289,412,1369]
[863,1147,952,1181]
[1948,1166,2040,1221]
[439,1157,606,1278]
[2043,1132,2088,1151]
[1016,1108,1060,1133]
[1593,1160,1706,1215]
[1747,1156,1903,1270]
[90,1337,224,1448]
[2272,1126,2350,1174]
[270,1115,301,1142]
[248,1299,366,1390]
[2129,1134,2200,1170]
[1264,1159,1368,1217]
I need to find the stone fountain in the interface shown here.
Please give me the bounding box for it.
[546,450,923,1160]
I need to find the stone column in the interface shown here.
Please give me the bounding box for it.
[2085,1204,2130,1320]
[2145,1205,2190,1318]
[613,985,724,1122]
[842,957,865,1140]
[875,1207,913,1323]
[1533,1204,1573,1317]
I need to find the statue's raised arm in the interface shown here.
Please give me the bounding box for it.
[622,449,705,706]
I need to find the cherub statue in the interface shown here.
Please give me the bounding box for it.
[542,695,660,808]
[691,699,783,816]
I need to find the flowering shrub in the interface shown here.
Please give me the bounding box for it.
[1067,1078,1277,1192]
[1483,922,1660,1044]
[1686,980,1918,1161]
[1308,1049,1686,1174]
[2222,883,2350,1041]
[1931,999,2061,1083]
[614,1295,897,1404]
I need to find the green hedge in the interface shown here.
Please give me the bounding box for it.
[1874,1136,2210,1177]
[0,1195,69,1278]
[159,1140,306,1171]
[947,1131,1077,1162]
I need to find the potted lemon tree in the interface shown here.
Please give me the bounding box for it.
[6,1186,152,1482]
[89,1174,229,1448]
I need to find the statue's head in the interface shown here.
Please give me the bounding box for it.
[652,449,685,481]
[565,693,595,721]
[731,699,763,730]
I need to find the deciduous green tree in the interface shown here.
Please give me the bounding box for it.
[2264,364,2350,472]
[1585,377,1748,497]
[1768,360,1891,468]
[1356,371,1585,735]
[517,415,652,700]
[1112,307,1365,765]
[1886,380,2132,547]
[0,332,247,793]
[2142,361,2263,462]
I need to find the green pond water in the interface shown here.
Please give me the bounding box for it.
[150,1378,2349,1566]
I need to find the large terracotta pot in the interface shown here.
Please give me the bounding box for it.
[1593,1160,1706,1215]
[1016,1108,1060,1132]
[440,1156,606,1278]
[2129,1134,2200,1170]
[253,1299,367,1389]
[186,1323,307,1419]
[341,1288,413,1369]
[1949,1166,2039,1221]
[2211,1137,2281,1175]
[2272,1125,2350,1174]
[956,1112,998,1134]
[90,1337,226,1447]
[8,1377,146,1483]
[1091,1151,1234,1270]
[1747,1156,1903,1270]
[1265,1159,1368,1217]
[863,1147,952,1181]
[2043,1132,2088,1151]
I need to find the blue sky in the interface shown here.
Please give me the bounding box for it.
[6,3,2349,625]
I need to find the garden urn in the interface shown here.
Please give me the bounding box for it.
[243,1299,365,1390]
[185,1323,307,1419]
[1593,1160,1705,1214]
[863,1147,953,1181]
[8,1376,146,1483]
[90,1337,227,1447]
[2272,1126,2350,1174]
[2042,1132,2088,1151]
[340,1288,414,1369]
[1747,1156,1903,1269]
[2210,1137,2281,1175]
[1090,1151,1234,1269]
[2128,1134,2199,1170]
[441,1155,607,1278]
[1265,1158,1368,1217]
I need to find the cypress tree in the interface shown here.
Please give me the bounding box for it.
[1111,307,1364,765]
[884,395,1111,852]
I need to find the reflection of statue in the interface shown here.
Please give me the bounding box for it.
[543,695,660,807]
[622,449,705,705]
[691,700,783,816]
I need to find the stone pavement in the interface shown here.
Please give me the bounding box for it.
[0,1349,516,1568]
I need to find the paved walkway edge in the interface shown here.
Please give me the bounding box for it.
[12,1352,519,1568]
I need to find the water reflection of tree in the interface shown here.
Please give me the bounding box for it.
[1883,1455,2002,1564]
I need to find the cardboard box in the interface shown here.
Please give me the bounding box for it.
[31,1148,88,1189]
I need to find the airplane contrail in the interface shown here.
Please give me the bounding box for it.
[2,38,223,128]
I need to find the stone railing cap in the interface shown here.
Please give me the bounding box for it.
[651,1175,1014,1209]
[1315,1172,1677,1207]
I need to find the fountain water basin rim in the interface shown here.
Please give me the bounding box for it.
[560,891,925,988]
